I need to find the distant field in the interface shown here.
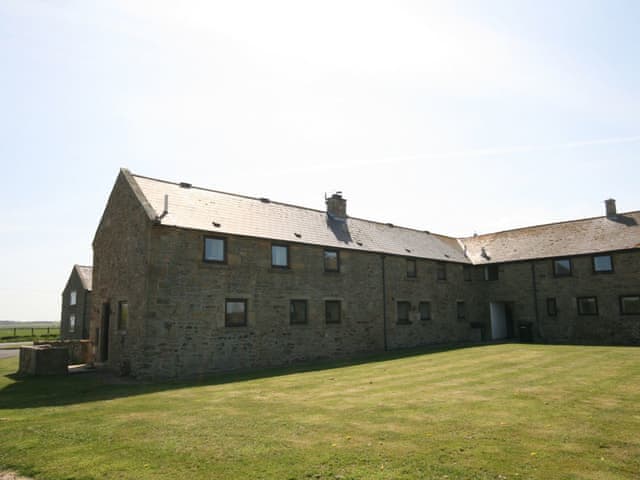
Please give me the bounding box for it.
[0,327,60,341]
[0,343,639,479]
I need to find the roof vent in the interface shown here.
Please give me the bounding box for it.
[294,232,302,238]
[481,247,490,260]
[260,197,271,203]
[212,221,221,228]
[179,182,192,189]
[605,198,617,218]
[386,223,394,228]
[356,241,363,246]
[405,248,411,253]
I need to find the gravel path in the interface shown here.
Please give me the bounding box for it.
[0,472,34,480]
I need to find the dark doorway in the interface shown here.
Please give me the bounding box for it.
[100,302,110,362]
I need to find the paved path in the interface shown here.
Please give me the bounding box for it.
[0,342,29,359]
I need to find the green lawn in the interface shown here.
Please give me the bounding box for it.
[1,344,639,480]
[0,327,60,342]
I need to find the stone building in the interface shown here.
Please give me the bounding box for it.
[60,265,92,340]
[89,169,640,378]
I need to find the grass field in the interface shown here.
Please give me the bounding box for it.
[0,327,60,342]
[0,344,639,480]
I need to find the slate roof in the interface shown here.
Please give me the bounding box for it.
[461,212,640,264]
[75,265,93,291]
[125,170,640,265]
[130,172,470,263]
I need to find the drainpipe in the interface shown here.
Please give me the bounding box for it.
[381,254,388,351]
[530,262,541,341]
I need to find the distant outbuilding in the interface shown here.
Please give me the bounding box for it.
[60,265,92,340]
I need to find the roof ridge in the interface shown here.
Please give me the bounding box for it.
[131,172,457,240]
[461,210,640,239]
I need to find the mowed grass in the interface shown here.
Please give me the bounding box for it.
[0,327,60,342]
[1,344,639,480]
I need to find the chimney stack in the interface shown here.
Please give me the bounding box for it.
[326,192,347,220]
[605,198,617,218]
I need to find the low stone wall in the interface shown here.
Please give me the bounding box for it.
[18,345,68,376]
[34,340,91,364]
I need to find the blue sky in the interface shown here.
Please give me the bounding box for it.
[1,0,639,321]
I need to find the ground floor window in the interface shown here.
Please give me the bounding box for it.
[225,299,247,327]
[546,298,557,316]
[290,300,308,324]
[325,300,341,324]
[456,301,466,320]
[577,296,598,315]
[69,314,76,333]
[419,302,431,321]
[620,295,640,315]
[397,301,411,324]
[117,301,129,330]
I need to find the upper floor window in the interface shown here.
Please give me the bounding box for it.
[620,295,640,315]
[69,314,76,333]
[553,258,572,277]
[204,237,226,263]
[325,300,341,324]
[225,299,247,327]
[436,262,447,281]
[546,297,557,316]
[117,301,129,330]
[593,255,613,273]
[484,264,499,281]
[456,301,466,320]
[419,301,431,321]
[407,259,417,278]
[70,290,77,306]
[397,301,411,324]
[577,296,598,316]
[463,265,472,282]
[290,299,308,324]
[324,249,339,272]
[272,244,289,268]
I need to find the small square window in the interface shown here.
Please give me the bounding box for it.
[397,301,411,324]
[463,265,472,282]
[553,258,572,277]
[419,302,431,321]
[324,250,339,272]
[407,259,417,278]
[325,300,341,324]
[484,265,499,281]
[117,301,129,330]
[290,300,308,324]
[204,237,226,262]
[456,301,466,320]
[593,255,613,273]
[272,245,289,268]
[546,298,557,316]
[577,296,598,315]
[225,299,247,327]
[436,262,447,281]
[69,314,76,333]
[70,290,77,306]
[620,295,640,315]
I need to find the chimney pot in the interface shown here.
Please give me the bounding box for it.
[326,192,347,220]
[605,198,617,218]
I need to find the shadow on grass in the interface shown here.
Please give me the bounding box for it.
[0,342,499,410]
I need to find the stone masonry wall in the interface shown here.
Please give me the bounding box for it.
[90,171,152,373]
[60,270,90,340]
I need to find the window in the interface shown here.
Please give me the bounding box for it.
[272,244,289,268]
[225,299,247,327]
[204,237,226,263]
[397,301,411,324]
[325,300,341,324]
[407,259,417,278]
[484,265,499,281]
[419,302,431,321]
[577,296,598,315]
[463,265,472,282]
[553,258,572,277]
[456,301,466,320]
[117,301,129,330]
[593,255,613,273]
[620,295,640,315]
[436,262,447,281]
[290,300,308,324]
[324,250,339,272]
[70,290,77,306]
[546,298,557,316]
[69,314,76,333]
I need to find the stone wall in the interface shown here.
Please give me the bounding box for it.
[60,270,90,340]
[90,170,152,374]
